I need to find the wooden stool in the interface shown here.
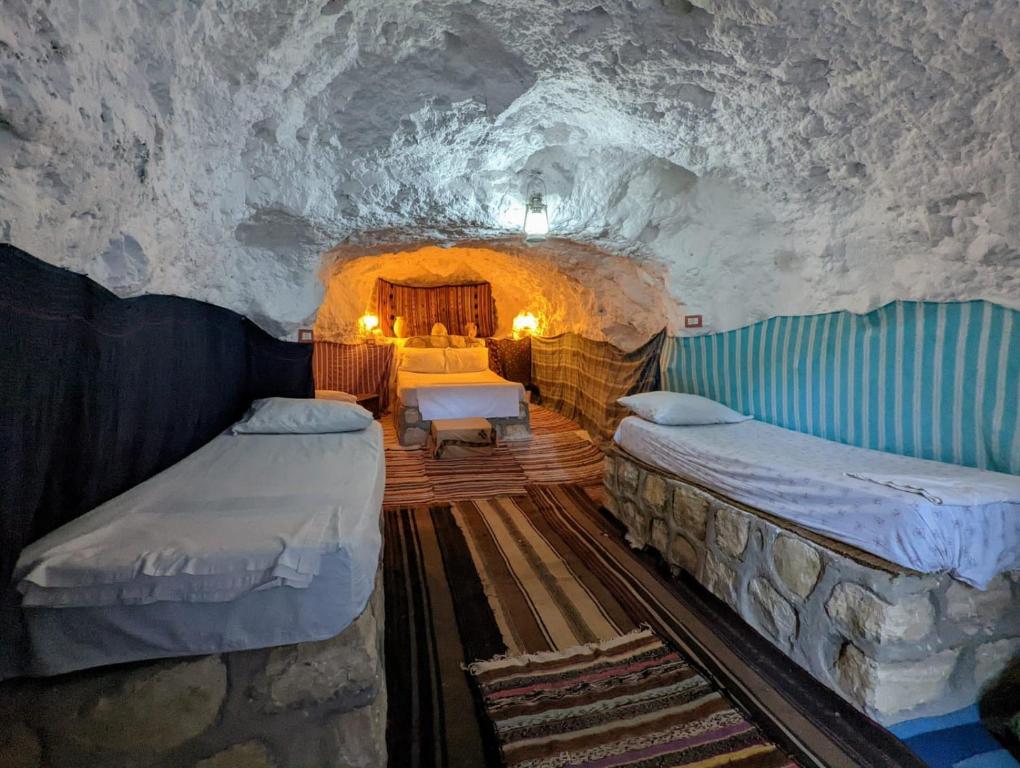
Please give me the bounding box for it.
[428,417,496,459]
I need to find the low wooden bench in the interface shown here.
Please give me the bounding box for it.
[428,417,497,459]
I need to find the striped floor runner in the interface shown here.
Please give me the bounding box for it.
[469,630,797,768]
[384,485,925,768]
[382,405,604,506]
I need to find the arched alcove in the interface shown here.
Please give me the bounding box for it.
[313,238,679,347]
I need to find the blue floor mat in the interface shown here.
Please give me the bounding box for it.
[892,706,1019,768]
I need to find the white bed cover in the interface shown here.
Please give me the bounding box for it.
[614,416,1020,588]
[397,369,524,420]
[16,423,385,608]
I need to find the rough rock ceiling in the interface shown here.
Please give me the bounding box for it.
[2,0,1018,339]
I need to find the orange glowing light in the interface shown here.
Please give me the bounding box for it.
[359,313,380,334]
[512,312,541,339]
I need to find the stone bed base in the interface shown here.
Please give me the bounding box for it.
[604,446,1020,725]
[393,397,531,446]
[0,572,387,768]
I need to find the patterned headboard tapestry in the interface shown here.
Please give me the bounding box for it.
[660,300,1020,474]
[374,278,496,338]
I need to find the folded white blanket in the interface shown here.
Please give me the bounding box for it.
[16,427,386,608]
[845,472,1020,506]
[417,383,522,420]
[18,493,340,593]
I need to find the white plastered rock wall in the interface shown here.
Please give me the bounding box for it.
[2,0,1018,341]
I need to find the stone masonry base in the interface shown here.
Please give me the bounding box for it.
[603,446,1020,725]
[0,570,387,768]
[394,397,531,446]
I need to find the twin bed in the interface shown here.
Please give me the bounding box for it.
[614,414,1020,588]
[13,401,386,676]
[605,393,1020,723]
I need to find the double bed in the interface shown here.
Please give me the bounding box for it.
[606,411,1020,723]
[14,416,385,676]
[393,345,530,445]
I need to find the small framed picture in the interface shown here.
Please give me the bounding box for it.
[684,315,703,329]
[298,328,314,343]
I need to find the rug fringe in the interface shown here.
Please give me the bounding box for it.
[463,627,658,675]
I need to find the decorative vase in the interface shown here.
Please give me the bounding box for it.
[393,316,408,338]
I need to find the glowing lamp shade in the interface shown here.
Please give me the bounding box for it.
[523,194,549,240]
[359,313,380,335]
[522,170,550,240]
[512,312,540,339]
[526,192,550,238]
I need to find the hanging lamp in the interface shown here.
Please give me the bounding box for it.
[522,171,549,240]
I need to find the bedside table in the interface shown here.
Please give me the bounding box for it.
[354,392,381,419]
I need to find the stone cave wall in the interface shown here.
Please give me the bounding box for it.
[1,1,1018,338]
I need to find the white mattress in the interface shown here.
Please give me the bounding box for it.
[14,423,385,675]
[614,417,1020,588]
[397,369,524,419]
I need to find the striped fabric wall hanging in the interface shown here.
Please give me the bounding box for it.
[660,300,1020,474]
[532,331,664,443]
[312,341,394,409]
[374,278,497,338]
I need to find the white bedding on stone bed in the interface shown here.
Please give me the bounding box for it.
[614,416,1020,588]
[14,422,385,675]
[396,368,525,420]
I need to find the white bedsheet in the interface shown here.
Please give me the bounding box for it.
[16,423,385,608]
[614,417,1020,588]
[397,369,524,420]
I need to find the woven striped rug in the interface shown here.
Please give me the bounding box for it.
[424,446,529,501]
[508,431,604,487]
[469,630,796,768]
[384,485,924,768]
[384,489,797,767]
[382,405,604,505]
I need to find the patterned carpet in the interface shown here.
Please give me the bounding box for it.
[381,404,605,506]
[384,489,798,768]
[469,629,797,768]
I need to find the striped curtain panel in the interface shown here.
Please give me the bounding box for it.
[532,331,664,443]
[312,341,394,410]
[660,300,1020,474]
[374,278,496,337]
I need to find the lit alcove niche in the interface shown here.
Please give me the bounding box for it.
[312,239,679,348]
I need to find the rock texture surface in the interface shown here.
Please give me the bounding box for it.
[3,1,1019,339]
[0,572,386,768]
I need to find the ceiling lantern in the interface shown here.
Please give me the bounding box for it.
[522,171,549,240]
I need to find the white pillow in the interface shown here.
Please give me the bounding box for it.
[444,347,489,373]
[400,347,448,373]
[315,389,358,402]
[617,391,751,426]
[233,397,373,434]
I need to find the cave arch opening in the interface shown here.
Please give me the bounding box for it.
[312,238,678,348]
